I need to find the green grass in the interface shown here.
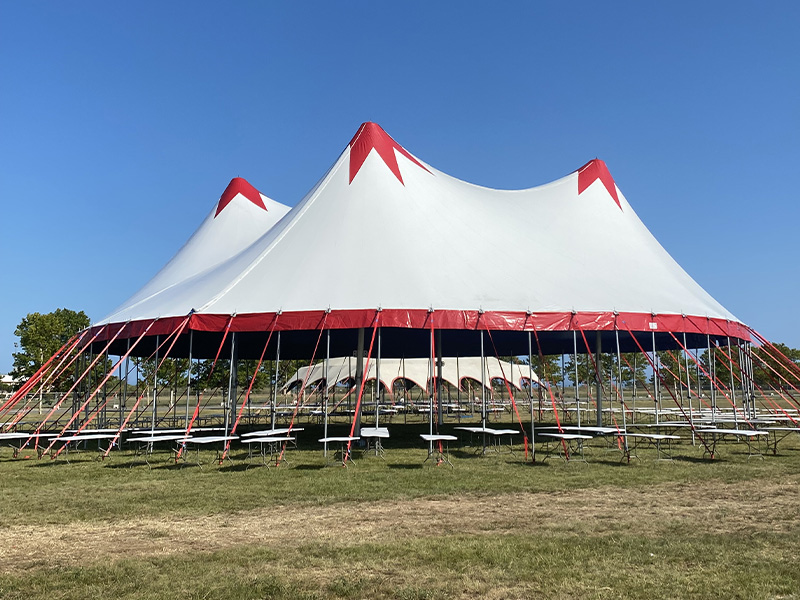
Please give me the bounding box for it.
[2,532,799,599]
[2,422,799,599]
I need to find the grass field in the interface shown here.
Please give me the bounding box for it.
[1,422,799,599]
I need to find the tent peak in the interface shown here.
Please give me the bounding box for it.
[348,121,430,185]
[214,177,267,217]
[576,158,621,210]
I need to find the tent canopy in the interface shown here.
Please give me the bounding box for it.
[90,123,748,358]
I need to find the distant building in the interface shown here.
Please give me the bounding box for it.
[1,373,20,387]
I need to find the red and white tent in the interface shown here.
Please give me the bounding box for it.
[91,122,747,359]
[104,177,290,325]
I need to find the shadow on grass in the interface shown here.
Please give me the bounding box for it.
[219,463,251,473]
[673,454,717,464]
[387,463,423,470]
[29,459,69,467]
[293,464,325,471]
[104,461,147,470]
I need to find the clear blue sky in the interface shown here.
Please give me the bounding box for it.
[1,1,798,373]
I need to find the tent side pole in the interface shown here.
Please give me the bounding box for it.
[376,327,381,430]
[436,329,443,427]
[122,338,129,429]
[354,328,365,437]
[683,332,695,445]
[528,331,535,463]
[573,331,580,428]
[595,331,602,427]
[615,328,628,453]
[324,329,330,457]
[652,331,659,426]
[225,332,237,436]
[271,332,281,430]
[480,330,486,453]
[151,336,159,432]
[428,326,434,455]
[186,331,193,428]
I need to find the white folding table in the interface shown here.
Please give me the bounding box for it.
[538,432,593,462]
[420,433,457,467]
[318,436,360,466]
[181,435,239,467]
[360,427,390,457]
[241,436,295,468]
[126,434,187,468]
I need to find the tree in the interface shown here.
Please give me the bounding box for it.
[12,308,90,391]
[751,343,800,390]
[618,353,647,388]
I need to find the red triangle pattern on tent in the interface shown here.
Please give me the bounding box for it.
[349,122,430,185]
[577,159,621,210]
[214,177,267,217]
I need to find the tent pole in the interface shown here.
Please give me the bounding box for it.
[707,334,716,421]
[573,331,580,428]
[122,338,129,429]
[595,331,602,427]
[271,332,280,430]
[376,327,381,430]
[323,329,330,457]
[354,328,365,437]
[480,330,486,454]
[225,332,237,436]
[528,331,535,463]
[456,353,461,424]
[615,327,628,453]
[436,329,443,427]
[561,354,565,412]
[652,331,659,427]
[151,336,159,432]
[101,347,108,428]
[632,352,637,422]
[728,337,738,427]
[683,332,695,445]
[428,326,434,455]
[186,331,193,428]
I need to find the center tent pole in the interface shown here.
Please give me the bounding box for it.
[323,329,330,457]
[271,331,281,430]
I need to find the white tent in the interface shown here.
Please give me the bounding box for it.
[104,177,290,322]
[284,356,539,393]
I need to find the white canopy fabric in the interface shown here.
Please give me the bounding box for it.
[103,177,290,321]
[284,356,539,393]
[95,123,747,342]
